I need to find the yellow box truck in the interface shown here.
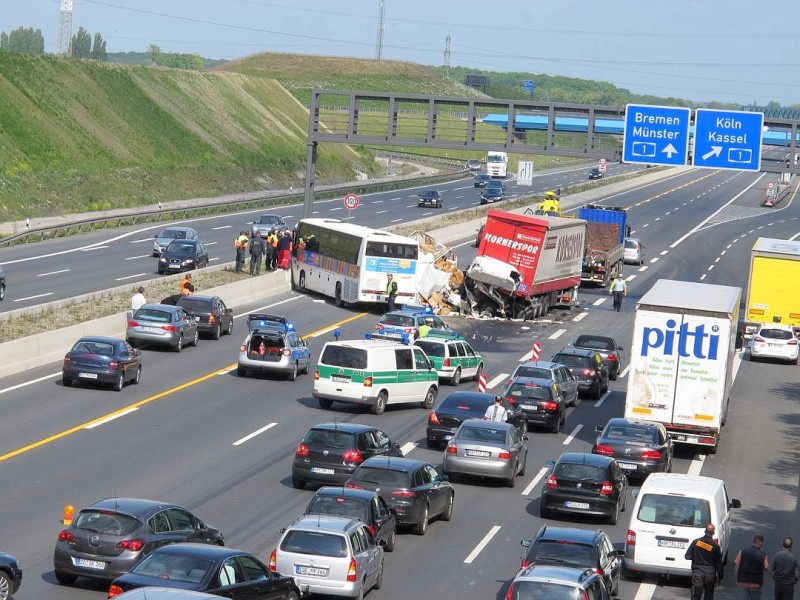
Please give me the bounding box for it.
[745,237,800,332]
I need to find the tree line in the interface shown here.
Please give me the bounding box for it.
[0,26,106,60]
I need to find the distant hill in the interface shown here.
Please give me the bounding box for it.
[107,51,228,70]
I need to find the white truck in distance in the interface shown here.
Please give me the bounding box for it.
[624,279,741,454]
[486,151,508,178]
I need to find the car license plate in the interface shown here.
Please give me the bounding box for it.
[465,449,490,458]
[564,501,590,509]
[658,539,686,549]
[331,375,350,383]
[520,404,536,410]
[310,467,335,475]
[145,326,162,332]
[78,373,98,379]
[618,462,638,470]
[296,565,328,577]
[672,434,687,441]
[74,558,106,570]
[169,264,181,269]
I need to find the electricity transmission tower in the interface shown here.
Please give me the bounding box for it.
[443,32,451,77]
[56,0,74,56]
[375,0,385,61]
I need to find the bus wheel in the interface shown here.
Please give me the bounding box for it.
[298,270,307,292]
[334,283,344,307]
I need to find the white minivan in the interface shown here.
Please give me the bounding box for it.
[623,473,741,578]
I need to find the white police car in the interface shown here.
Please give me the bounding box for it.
[237,313,311,380]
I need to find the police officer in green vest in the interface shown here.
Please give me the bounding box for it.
[386,273,398,312]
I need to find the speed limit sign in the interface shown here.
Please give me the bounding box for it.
[343,193,360,210]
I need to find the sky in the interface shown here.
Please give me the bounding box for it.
[3,0,799,106]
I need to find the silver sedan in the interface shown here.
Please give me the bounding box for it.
[443,418,528,487]
[127,304,199,352]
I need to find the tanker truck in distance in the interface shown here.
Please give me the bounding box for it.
[465,210,586,319]
[625,279,741,454]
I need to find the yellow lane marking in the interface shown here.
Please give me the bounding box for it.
[0,311,368,463]
[625,171,720,210]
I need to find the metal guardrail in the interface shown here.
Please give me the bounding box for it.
[0,169,467,248]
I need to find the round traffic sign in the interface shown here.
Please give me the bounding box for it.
[343,193,360,210]
[767,182,775,189]
[600,158,607,165]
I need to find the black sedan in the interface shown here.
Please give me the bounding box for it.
[158,240,210,275]
[589,167,604,179]
[539,453,628,525]
[304,486,398,551]
[176,295,234,340]
[474,173,492,187]
[593,418,673,481]
[107,544,300,599]
[418,189,443,208]
[480,186,504,204]
[0,550,22,599]
[427,391,527,448]
[571,334,624,380]
[346,457,454,536]
[62,336,142,391]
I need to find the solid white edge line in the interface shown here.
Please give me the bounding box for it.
[400,441,417,456]
[464,525,501,564]
[85,407,139,429]
[563,424,583,445]
[233,422,278,446]
[0,371,62,395]
[487,374,508,389]
[522,467,548,497]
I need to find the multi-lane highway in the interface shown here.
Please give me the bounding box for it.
[0,164,798,600]
[0,162,646,309]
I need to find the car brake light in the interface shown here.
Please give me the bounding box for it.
[593,567,605,577]
[58,530,74,542]
[520,559,530,569]
[366,524,376,537]
[314,369,320,380]
[268,549,277,572]
[342,449,363,463]
[161,325,177,332]
[345,482,363,489]
[582,369,596,376]
[626,529,636,545]
[295,443,310,457]
[364,376,373,388]
[754,336,765,343]
[346,557,358,582]
[391,490,415,498]
[594,444,615,457]
[789,339,798,346]
[208,314,216,324]
[63,356,72,365]
[506,396,516,405]
[699,436,716,445]
[428,412,440,425]
[600,481,614,495]
[375,324,384,331]
[446,444,457,454]
[546,474,557,489]
[543,401,558,411]
[117,539,145,552]
[240,344,247,352]
[109,360,119,371]
[282,349,291,356]
[641,450,662,460]
[607,353,617,362]
[443,358,451,367]
[108,585,124,598]
[505,583,515,600]
[127,320,139,327]
[498,450,511,459]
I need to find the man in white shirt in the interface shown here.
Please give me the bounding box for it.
[484,395,508,422]
[609,275,627,312]
[131,286,147,312]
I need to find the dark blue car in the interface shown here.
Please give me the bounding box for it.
[62,336,143,391]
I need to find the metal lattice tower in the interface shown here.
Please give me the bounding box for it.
[375,0,385,61]
[443,32,451,77]
[56,0,73,56]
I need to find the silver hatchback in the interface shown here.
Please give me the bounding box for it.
[153,226,199,256]
[127,304,199,352]
[623,237,645,265]
[269,515,384,598]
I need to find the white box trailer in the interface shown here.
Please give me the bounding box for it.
[625,279,741,453]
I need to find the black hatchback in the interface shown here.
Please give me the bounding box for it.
[418,189,443,208]
[551,347,609,399]
[176,295,234,340]
[53,498,224,584]
[304,486,398,552]
[540,453,628,525]
[426,391,527,448]
[291,423,403,490]
[520,525,622,596]
[158,240,210,274]
[505,377,565,433]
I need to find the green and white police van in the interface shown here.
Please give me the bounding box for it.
[414,331,484,386]
[313,336,439,415]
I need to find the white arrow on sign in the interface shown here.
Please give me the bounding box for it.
[702,146,723,161]
[662,143,678,158]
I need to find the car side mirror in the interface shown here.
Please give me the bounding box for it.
[154,234,158,238]
[618,346,624,351]
[428,360,435,370]
[595,425,604,432]
[521,539,532,548]
[546,460,555,468]
[440,473,450,482]
[227,308,234,315]
[730,499,742,509]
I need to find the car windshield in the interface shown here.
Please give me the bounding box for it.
[352,466,409,487]
[509,581,584,600]
[414,341,445,357]
[759,328,794,340]
[533,540,595,567]
[554,355,591,369]
[165,241,196,254]
[160,229,186,239]
[554,463,606,481]
[603,425,658,444]
[306,496,369,522]
[507,383,552,401]
[514,366,553,380]
[320,346,368,370]
[134,309,172,323]
[303,429,356,448]
[71,340,116,356]
[380,314,415,327]
[73,510,141,536]
[625,240,639,249]
[281,530,348,558]
[636,494,710,527]
[132,553,212,583]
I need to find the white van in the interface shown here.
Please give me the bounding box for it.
[313,338,439,415]
[623,473,741,577]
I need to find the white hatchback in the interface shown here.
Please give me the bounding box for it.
[623,237,645,265]
[750,324,799,364]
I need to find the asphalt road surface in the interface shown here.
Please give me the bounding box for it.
[0,165,798,600]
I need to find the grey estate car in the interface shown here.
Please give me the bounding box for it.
[127,304,200,352]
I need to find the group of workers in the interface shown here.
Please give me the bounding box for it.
[235,228,295,275]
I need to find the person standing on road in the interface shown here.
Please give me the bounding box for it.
[131,286,147,312]
[772,537,800,600]
[249,231,265,276]
[385,273,398,312]
[483,395,508,422]
[609,274,627,312]
[265,228,278,271]
[277,229,292,270]
[735,533,769,599]
[235,231,249,272]
[686,523,724,600]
